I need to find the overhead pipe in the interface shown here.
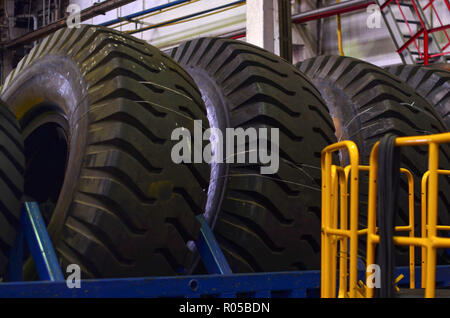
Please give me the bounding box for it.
[3,0,136,48]
[4,0,374,48]
[127,0,245,35]
[16,14,38,47]
[292,0,375,23]
[99,0,193,27]
[125,0,370,38]
[16,14,38,32]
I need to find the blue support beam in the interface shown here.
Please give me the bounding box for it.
[0,270,320,298]
[1,266,447,298]
[195,215,232,275]
[8,202,64,282]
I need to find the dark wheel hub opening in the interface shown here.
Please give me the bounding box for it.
[24,120,68,224]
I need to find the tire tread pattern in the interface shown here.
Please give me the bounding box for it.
[1,25,209,278]
[172,38,336,272]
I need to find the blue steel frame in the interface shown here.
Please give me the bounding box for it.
[1,202,449,298]
[8,202,64,282]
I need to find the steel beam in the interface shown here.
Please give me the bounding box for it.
[292,0,375,23]
[195,215,232,275]
[293,23,317,57]
[8,202,64,282]
[246,0,276,52]
[278,0,293,62]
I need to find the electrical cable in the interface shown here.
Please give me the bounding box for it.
[376,133,401,298]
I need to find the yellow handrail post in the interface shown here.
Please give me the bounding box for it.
[348,149,359,298]
[404,169,415,290]
[425,142,439,298]
[330,166,339,296]
[421,171,429,289]
[321,141,359,298]
[421,169,450,289]
[321,150,332,297]
[338,168,349,298]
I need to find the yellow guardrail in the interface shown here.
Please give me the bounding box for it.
[321,141,359,298]
[321,132,450,298]
[421,169,450,290]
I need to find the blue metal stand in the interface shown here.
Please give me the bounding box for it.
[8,202,64,282]
[0,202,449,298]
[195,215,232,275]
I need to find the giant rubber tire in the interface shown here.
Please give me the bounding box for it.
[0,100,24,278]
[297,55,450,264]
[386,64,450,129]
[0,25,210,278]
[171,38,337,272]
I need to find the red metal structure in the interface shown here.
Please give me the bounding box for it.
[378,0,449,64]
[228,0,449,65]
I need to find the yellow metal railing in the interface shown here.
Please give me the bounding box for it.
[321,141,359,298]
[321,132,450,298]
[421,169,450,289]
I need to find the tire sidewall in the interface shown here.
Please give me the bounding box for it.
[184,67,230,228]
[1,54,90,243]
